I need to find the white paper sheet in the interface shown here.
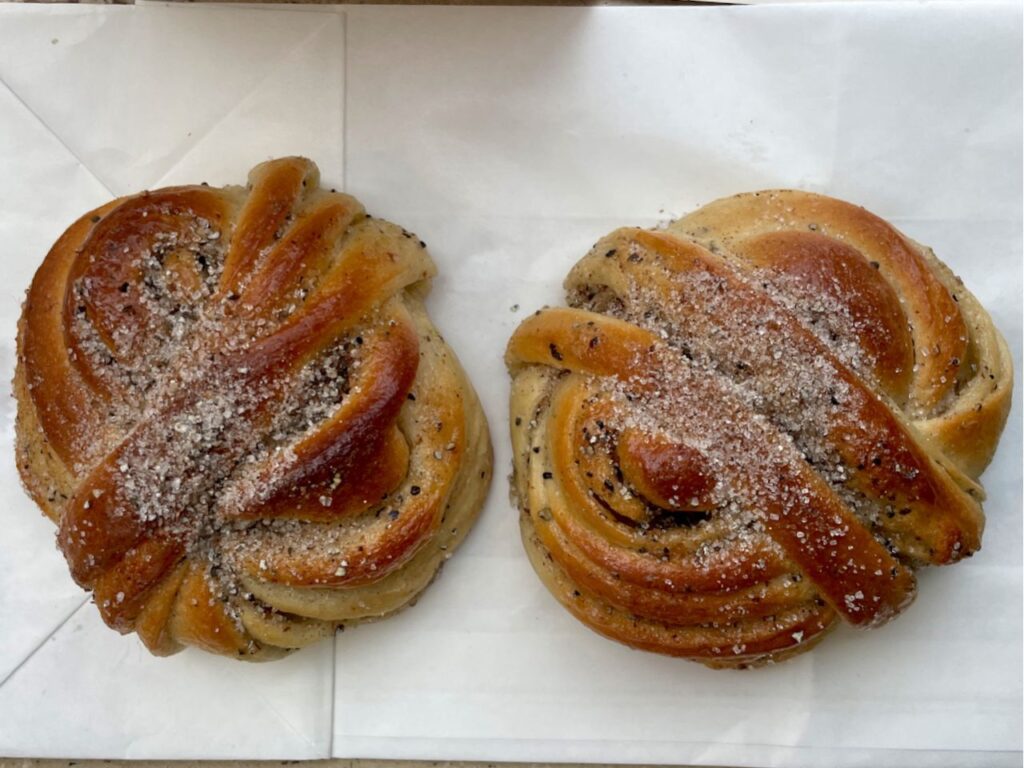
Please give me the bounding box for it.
[0,2,1019,765]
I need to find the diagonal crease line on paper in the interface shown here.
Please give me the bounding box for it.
[0,8,338,195]
[149,15,346,191]
[0,596,89,690]
[243,670,331,757]
[0,76,115,198]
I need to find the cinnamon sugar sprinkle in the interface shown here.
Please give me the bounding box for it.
[554,234,933,612]
[63,215,386,619]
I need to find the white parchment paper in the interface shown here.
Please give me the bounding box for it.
[0,2,1019,765]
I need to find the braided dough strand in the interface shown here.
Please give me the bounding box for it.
[16,157,492,659]
[507,190,1010,668]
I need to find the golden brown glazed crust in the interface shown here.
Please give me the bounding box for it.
[15,157,492,660]
[506,190,1011,668]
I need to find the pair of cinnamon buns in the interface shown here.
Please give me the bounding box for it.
[15,158,1012,667]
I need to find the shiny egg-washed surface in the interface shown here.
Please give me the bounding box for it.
[15,157,492,660]
[506,190,1011,668]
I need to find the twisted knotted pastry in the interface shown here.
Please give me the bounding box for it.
[16,157,492,660]
[507,190,1011,668]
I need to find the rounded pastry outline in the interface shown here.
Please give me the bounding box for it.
[16,157,493,660]
[506,190,1011,668]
